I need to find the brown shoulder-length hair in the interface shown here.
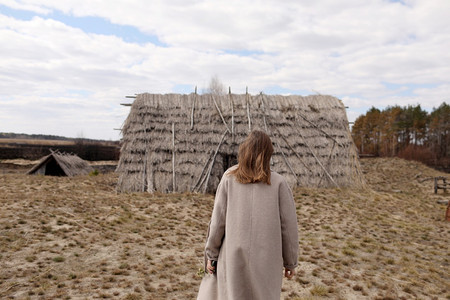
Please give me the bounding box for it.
[229,130,274,185]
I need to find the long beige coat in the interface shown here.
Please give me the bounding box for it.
[198,168,299,300]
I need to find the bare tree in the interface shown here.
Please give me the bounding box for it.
[205,75,226,95]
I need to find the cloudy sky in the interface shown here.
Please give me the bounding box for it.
[1,0,449,140]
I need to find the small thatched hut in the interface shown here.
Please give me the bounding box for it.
[117,93,365,193]
[27,150,93,176]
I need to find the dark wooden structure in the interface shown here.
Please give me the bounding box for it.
[434,176,448,194]
[27,150,93,177]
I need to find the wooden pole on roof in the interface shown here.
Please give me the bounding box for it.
[246,87,251,132]
[318,140,337,186]
[274,141,300,185]
[202,130,228,193]
[143,148,147,192]
[297,112,344,148]
[172,122,176,192]
[273,127,313,175]
[195,157,213,193]
[146,151,155,193]
[121,95,136,106]
[190,86,197,130]
[192,151,213,192]
[260,93,268,133]
[211,95,231,133]
[299,132,339,188]
[258,93,273,165]
[229,87,235,142]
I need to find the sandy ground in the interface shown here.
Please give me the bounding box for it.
[0,157,448,299]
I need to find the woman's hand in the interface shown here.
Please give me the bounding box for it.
[284,267,296,279]
[206,260,216,274]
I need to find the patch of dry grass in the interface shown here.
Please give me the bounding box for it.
[0,157,449,299]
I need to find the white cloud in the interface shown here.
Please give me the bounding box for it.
[413,84,450,106]
[0,0,51,14]
[0,0,449,139]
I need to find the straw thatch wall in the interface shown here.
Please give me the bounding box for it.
[117,93,365,193]
[27,150,93,176]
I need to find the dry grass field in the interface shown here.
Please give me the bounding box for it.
[0,157,449,299]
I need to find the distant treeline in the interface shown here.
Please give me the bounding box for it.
[0,133,120,161]
[351,102,449,171]
[0,132,117,143]
[0,143,121,161]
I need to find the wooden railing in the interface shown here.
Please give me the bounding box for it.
[434,176,448,194]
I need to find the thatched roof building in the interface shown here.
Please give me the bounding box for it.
[117,93,365,193]
[27,150,93,176]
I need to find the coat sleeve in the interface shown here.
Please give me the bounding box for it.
[279,179,299,269]
[205,176,228,261]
